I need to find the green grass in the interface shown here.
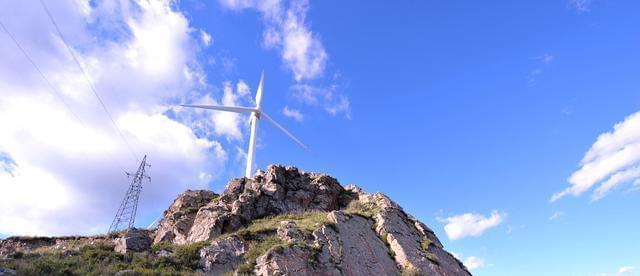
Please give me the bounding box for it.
[419,238,439,264]
[420,238,433,252]
[0,242,207,276]
[401,265,424,276]
[344,199,381,218]
[217,211,332,241]
[216,211,333,274]
[235,236,288,274]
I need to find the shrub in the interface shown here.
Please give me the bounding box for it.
[0,243,205,275]
[172,241,209,270]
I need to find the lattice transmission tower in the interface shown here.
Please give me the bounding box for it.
[108,155,151,233]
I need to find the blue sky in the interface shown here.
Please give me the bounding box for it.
[1,0,639,275]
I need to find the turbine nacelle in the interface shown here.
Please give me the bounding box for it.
[181,72,306,178]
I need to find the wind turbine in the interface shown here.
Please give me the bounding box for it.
[182,72,307,178]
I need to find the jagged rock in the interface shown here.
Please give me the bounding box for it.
[321,211,400,276]
[367,193,470,276]
[276,221,303,243]
[254,245,325,276]
[255,211,400,276]
[199,236,248,275]
[0,268,17,276]
[154,190,218,245]
[114,228,152,253]
[186,165,345,243]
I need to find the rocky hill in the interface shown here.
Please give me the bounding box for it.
[0,165,470,276]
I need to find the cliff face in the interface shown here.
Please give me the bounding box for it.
[156,165,471,276]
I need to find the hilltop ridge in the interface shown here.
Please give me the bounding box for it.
[0,165,470,276]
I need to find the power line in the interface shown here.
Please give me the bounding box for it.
[0,19,129,173]
[0,21,82,124]
[38,0,140,162]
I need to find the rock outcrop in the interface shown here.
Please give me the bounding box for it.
[199,236,248,275]
[185,165,348,243]
[151,165,471,275]
[154,189,218,244]
[114,228,152,253]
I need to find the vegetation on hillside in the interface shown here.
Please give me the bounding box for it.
[0,241,206,276]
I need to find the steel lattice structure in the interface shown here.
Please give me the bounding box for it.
[108,155,150,233]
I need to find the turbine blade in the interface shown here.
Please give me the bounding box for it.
[261,111,308,150]
[181,104,257,114]
[255,71,265,110]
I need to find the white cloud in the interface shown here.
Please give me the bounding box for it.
[290,83,351,118]
[217,0,351,119]
[549,211,565,221]
[219,0,327,81]
[452,253,486,271]
[464,256,486,270]
[200,29,212,47]
[236,80,251,97]
[325,94,351,119]
[539,53,554,64]
[618,266,635,275]
[0,0,234,236]
[570,0,594,13]
[551,111,640,202]
[282,106,304,122]
[528,53,553,85]
[442,210,506,240]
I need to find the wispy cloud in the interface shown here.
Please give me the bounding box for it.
[549,211,565,221]
[219,0,327,81]
[569,0,594,13]
[617,266,635,275]
[539,53,554,64]
[282,106,304,122]
[290,83,351,118]
[452,253,487,271]
[200,29,212,47]
[440,210,506,240]
[218,0,350,119]
[551,111,640,202]
[528,53,554,85]
[464,256,487,270]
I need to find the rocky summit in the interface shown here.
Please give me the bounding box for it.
[0,165,471,276]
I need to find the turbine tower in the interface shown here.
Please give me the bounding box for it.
[182,72,307,178]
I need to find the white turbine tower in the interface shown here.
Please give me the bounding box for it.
[182,72,307,178]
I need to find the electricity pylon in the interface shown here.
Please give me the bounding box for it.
[108,155,151,233]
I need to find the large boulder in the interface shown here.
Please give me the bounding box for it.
[199,236,248,275]
[154,190,218,245]
[186,165,346,243]
[114,228,152,253]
